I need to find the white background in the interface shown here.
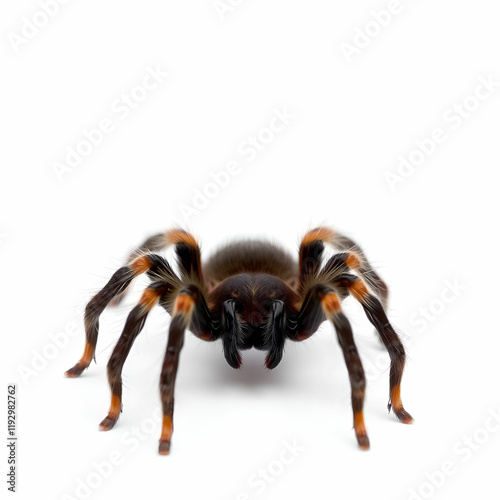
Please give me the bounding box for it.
[2,1,500,499]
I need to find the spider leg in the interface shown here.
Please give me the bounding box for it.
[111,228,202,305]
[161,284,217,342]
[100,278,213,451]
[157,289,199,455]
[65,254,180,377]
[291,283,369,450]
[99,282,168,431]
[341,275,414,424]
[299,231,326,284]
[299,227,389,309]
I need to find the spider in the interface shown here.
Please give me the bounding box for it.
[65,227,413,454]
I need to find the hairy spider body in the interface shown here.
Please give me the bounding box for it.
[204,241,300,369]
[65,227,413,454]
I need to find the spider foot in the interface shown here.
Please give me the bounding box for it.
[158,415,173,455]
[388,385,414,424]
[64,363,87,378]
[64,345,94,377]
[99,415,119,431]
[99,395,121,431]
[388,402,414,424]
[354,411,370,450]
[158,438,171,455]
[356,433,370,451]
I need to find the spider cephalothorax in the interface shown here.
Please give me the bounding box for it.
[65,227,413,454]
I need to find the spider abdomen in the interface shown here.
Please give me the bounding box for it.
[204,240,298,290]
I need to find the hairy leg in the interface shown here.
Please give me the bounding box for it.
[111,229,203,305]
[343,276,413,424]
[99,283,167,430]
[158,290,196,455]
[299,227,389,309]
[291,282,369,449]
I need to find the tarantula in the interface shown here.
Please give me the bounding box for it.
[65,227,413,454]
